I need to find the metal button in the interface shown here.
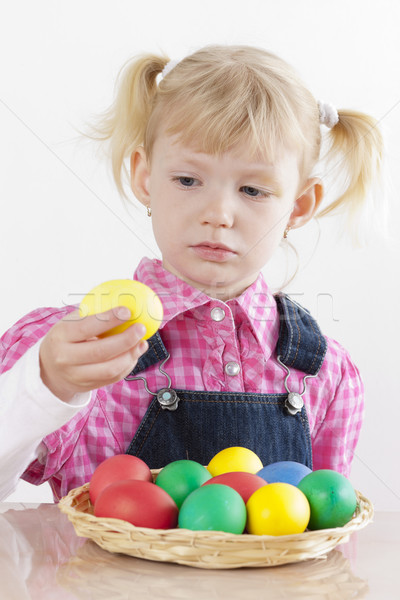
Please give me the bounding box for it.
[225,361,240,376]
[157,388,180,411]
[285,392,304,416]
[210,307,225,322]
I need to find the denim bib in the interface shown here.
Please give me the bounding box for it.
[125,294,327,470]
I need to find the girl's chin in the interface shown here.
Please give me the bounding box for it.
[161,259,254,299]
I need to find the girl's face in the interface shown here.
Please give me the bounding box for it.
[131,132,321,300]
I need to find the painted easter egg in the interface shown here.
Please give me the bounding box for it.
[94,479,178,529]
[79,279,163,339]
[207,447,263,477]
[246,482,310,536]
[89,454,152,505]
[257,461,312,487]
[155,460,212,509]
[297,469,357,529]
[178,484,247,534]
[202,471,267,503]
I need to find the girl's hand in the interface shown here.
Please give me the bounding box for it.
[39,307,148,402]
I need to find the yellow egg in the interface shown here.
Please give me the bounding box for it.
[79,279,163,339]
[246,482,310,536]
[207,447,263,477]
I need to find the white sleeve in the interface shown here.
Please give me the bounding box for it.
[0,340,91,500]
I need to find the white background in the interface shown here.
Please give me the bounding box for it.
[1,0,399,510]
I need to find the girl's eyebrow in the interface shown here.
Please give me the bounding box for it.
[240,167,280,180]
[165,153,210,169]
[165,144,285,183]
[237,167,284,190]
[167,153,279,175]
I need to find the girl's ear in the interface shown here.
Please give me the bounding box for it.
[130,147,151,208]
[289,178,324,229]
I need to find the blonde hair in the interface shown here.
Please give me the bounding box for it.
[89,45,383,232]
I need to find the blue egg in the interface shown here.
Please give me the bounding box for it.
[257,461,312,487]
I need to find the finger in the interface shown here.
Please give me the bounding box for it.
[61,322,148,367]
[62,307,139,342]
[62,344,149,391]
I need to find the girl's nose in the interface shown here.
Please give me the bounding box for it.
[200,193,235,228]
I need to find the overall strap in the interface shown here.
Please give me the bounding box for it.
[128,332,169,377]
[127,294,327,378]
[274,294,327,376]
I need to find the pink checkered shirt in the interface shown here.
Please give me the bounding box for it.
[0,258,363,500]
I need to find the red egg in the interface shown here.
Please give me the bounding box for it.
[202,471,267,503]
[94,479,178,529]
[89,454,152,505]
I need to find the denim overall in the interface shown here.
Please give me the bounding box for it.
[125,294,327,470]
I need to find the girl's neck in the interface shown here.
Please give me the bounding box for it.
[161,260,259,301]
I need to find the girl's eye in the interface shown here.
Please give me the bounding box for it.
[241,186,263,197]
[177,176,196,187]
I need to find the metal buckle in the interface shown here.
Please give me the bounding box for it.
[285,392,304,416]
[277,356,317,416]
[157,388,180,411]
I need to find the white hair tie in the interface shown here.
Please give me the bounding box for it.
[160,59,180,80]
[318,100,339,128]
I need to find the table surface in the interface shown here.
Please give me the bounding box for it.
[0,502,398,600]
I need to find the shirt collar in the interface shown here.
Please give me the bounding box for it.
[134,257,279,356]
[227,271,279,353]
[134,258,211,326]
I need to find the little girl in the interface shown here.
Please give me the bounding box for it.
[0,45,383,501]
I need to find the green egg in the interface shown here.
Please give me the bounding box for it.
[178,484,247,534]
[297,469,357,530]
[155,460,211,509]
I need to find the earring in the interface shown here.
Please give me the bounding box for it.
[283,225,291,239]
[146,206,152,217]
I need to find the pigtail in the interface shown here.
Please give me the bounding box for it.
[88,54,169,196]
[317,109,384,237]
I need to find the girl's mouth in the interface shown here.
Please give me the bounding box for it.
[191,243,237,262]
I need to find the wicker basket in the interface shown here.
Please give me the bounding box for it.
[58,475,373,569]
